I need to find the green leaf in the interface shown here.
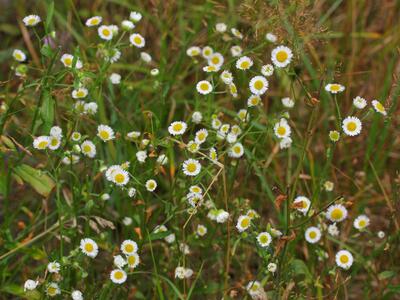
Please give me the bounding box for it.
[40,90,54,132]
[45,0,55,33]
[289,259,312,281]
[40,44,54,58]
[378,270,396,280]
[13,164,55,197]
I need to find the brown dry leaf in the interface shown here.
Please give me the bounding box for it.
[134,227,142,240]
[275,194,287,209]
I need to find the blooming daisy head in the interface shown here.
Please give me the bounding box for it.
[329,130,340,142]
[97,124,115,142]
[274,118,291,139]
[113,256,127,269]
[195,129,208,144]
[81,140,96,158]
[342,116,362,136]
[326,204,348,223]
[220,70,233,85]
[229,142,244,158]
[186,141,199,153]
[372,100,387,116]
[80,238,98,258]
[98,25,113,40]
[236,56,253,70]
[168,121,187,136]
[24,279,39,291]
[127,253,140,269]
[182,159,201,176]
[60,54,82,69]
[261,64,274,77]
[72,87,88,99]
[129,33,145,48]
[230,45,243,57]
[47,261,60,273]
[328,223,339,236]
[110,269,127,284]
[196,80,213,95]
[202,46,214,59]
[13,49,26,62]
[247,95,261,107]
[48,136,61,150]
[145,179,157,192]
[246,281,262,297]
[335,250,353,269]
[325,83,345,94]
[305,226,321,244]
[196,224,207,237]
[33,136,50,150]
[121,239,138,255]
[353,96,367,109]
[208,52,224,68]
[23,15,41,27]
[46,282,60,297]
[186,46,201,57]
[293,196,311,215]
[86,16,102,27]
[324,181,334,191]
[229,83,238,98]
[209,147,218,161]
[231,28,243,39]
[271,45,293,68]
[257,232,272,247]
[353,214,370,231]
[249,76,269,95]
[111,167,129,186]
[236,215,251,232]
[71,290,83,300]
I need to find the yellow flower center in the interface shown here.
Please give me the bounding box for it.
[114,173,125,184]
[38,141,48,149]
[99,130,110,140]
[309,231,317,239]
[200,83,209,91]
[114,271,124,280]
[83,145,91,153]
[50,138,58,146]
[277,126,286,136]
[254,80,264,90]
[276,50,288,62]
[240,218,250,228]
[15,53,22,60]
[340,255,349,264]
[90,19,99,25]
[28,18,35,25]
[330,84,340,92]
[47,286,57,296]
[186,163,197,173]
[102,28,111,37]
[64,58,72,66]
[197,133,205,141]
[147,182,155,189]
[76,90,85,97]
[84,243,93,252]
[331,208,343,220]
[375,102,384,112]
[173,123,183,131]
[125,244,134,253]
[233,146,241,154]
[240,61,250,69]
[211,56,220,64]
[259,234,269,244]
[128,255,136,265]
[346,122,356,132]
[359,220,366,227]
[230,84,237,94]
[134,36,142,45]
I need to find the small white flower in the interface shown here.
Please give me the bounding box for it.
[23,15,41,27]
[97,125,115,142]
[140,52,152,63]
[157,154,168,165]
[267,262,277,273]
[279,137,292,149]
[98,25,114,40]
[121,239,138,255]
[150,68,159,76]
[324,181,334,191]
[335,250,353,269]
[24,279,39,291]
[274,118,291,139]
[46,282,60,297]
[196,80,213,95]
[33,136,50,150]
[72,87,88,99]
[130,11,142,22]
[231,28,243,39]
[208,52,224,68]
[84,102,98,115]
[353,214,370,230]
[305,226,322,244]
[236,215,251,232]
[145,179,157,192]
[293,196,311,215]
[121,20,135,30]
[215,23,227,33]
[325,83,345,94]
[85,16,102,27]
[229,142,244,158]
[182,159,201,176]
[372,100,387,116]
[281,97,294,108]
[246,281,263,297]
[220,70,233,85]
[130,33,145,48]
[236,56,253,70]
[328,223,339,236]
[71,290,83,300]
[80,238,98,258]
[230,45,242,57]
[136,150,147,163]
[271,45,293,68]
[13,49,26,62]
[174,267,186,279]
[186,46,201,57]
[247,95,261,107]
[110,73,121,84]
[127,253,140,269]
[353,96,367,109]
[266,32,277,43]
[47,261,60,273]
[256,232,272,247]
[249,76,268,95]
[261,64,274,77]
[216,210,229,223]
[113,255,127,269]
[195,129,208,144]
[342,116,362,136]
[123,216,133,225]
[168,121,187,135]
[192,111,203,124]
[196,224,207,237]
[378,231,385,239]
[61,54,83,69]
[202,46,214,59]
[326,204,348,223]
[110,269,127,284]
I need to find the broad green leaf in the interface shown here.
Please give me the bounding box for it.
[13,164,55,197]
[40,90,54,132]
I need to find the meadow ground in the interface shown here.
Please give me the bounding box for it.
[0,0,400,299]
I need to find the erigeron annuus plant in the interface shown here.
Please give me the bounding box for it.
[0,2,399,299]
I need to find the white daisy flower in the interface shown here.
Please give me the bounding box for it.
[280,137,292,149]
[129,33,145,48]
[353,96,367,109]
[247,95,261,107]
[372,100,387,116]
[208,52,224,68]
[246,281,263,297]
[33,136,50,150]
[237,109,249,122]
[261,64,274,77]
[271,45,293,68]
[60,54,83,69]
[186,46,201,57]
[145,179,157,192]
[80,238,98,258]
[378,231,385,239]
[231,28,243,39]
[203,65,219,73]
[211,118,222,130]
[226,133,237,144]
[281,97,294,108]
[328,223,339,236]
[329,130,340,142]
[85,16,102,27]
[229,142,244,158]
[123,216,133,225]
[267,263,277,273]
[265,32,277,43]
[195,129,208,144]
[182,159,201,176]
[325,83,345,94]
[81,140,96,158]
[71,290,83,300]
[84,102,98,114]
[196,224,207,237]
[49,126,62,138]
[136,150,147,163]
[129,11,142,22]
[22,15,41,27]
[46,282,60,297]
[324,181,334,191]
[230,125,242,136]
[24,279,39,291]
[48,136,61,150]
[274,118,291,139]
[215,23,227,33]
[230,45,243,57]
[326,204,348,223]
[335,250,353,269]
[353,214,370,230]
[110,73,121,84]
[220,70,233,85]
[192,111,203,124]
[209,147,218,161]
[112,168,129,186]
[47,261,60,273]
[127,253,140,269]
[202,46,214,59]
[256,232,272,247]
[249,75,269,95]
[236,56,253,70]
[13,49,26,62]
[229,83,238,98]
[196,80,213,95]
[293,196,311,215]
[186,141,199,153]
[121,20,135,30]
[98,25,113,40]
[236,215,251,232]
[72,87,88,99]
[168,121,187,135]
[342,116,362,136]
[121,239,138,255]
[305,226,321,244]
[216,210,229,223]
[113,255,127,269]
[110,269,127,284]
[97,125,115,142]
